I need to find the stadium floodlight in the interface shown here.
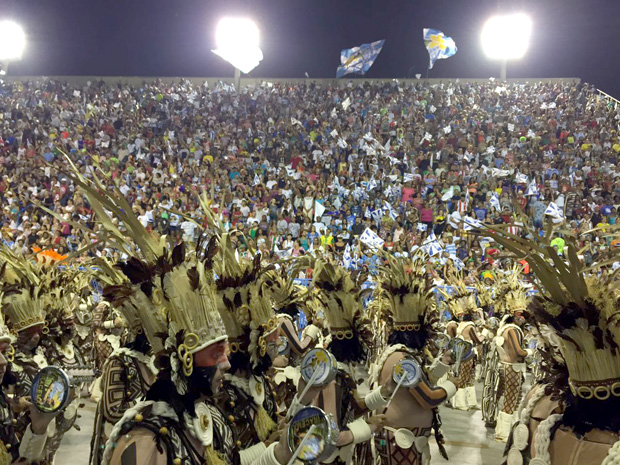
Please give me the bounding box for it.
[0,20,25,61]
[481,13,532,80]
[212,17,263,89]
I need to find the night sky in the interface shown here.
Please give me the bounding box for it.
[4,0,620,97]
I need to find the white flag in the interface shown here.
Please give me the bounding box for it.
[360,228,384,250]
[525,181,539,197]
[314,201,326,220]
[342,97,351,110]
[490,193,501,211]
[443,126,452,134]
[441,186,455,202]
[544,202,564,219]
[417,223,428,232]
[330,129,338,138]
[253,174,261,186]
[404,173,414,183]
[515,172,528,184]
[507,123,515,131]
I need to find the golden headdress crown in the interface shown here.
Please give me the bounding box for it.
[0,248,46,333]
[312,258,364,335]
[163,243,227,356]
[375,254,435,331]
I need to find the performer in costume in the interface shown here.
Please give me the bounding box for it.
[367,255,458,465]
[0,286,64,465]
[89,257,164,465]
[440,282,484,411]
[211,232,278,450]
[491,232,620,464]
[301,258,383,464]
[0,249,51,441]
[493,270,532,442]
[38,267,90,464]
[61,157,307,465]
[263,269,319,410]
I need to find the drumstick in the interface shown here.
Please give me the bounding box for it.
[453,344,464,376]
[286,424,318,465]
[286,366,321,420]
[384,372,406,411]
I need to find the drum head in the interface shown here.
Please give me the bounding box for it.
[287,407,336,463]
[392,358,422,388]
[31,366,71,413]
[300,348,336,387]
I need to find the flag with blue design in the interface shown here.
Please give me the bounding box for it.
[490,193,501,211]
[337,40,385,78]
[525,180,539,197]
[360,228,384,250]
[545,202,564,219]
[342,244,353,270]
[383,201,398,220]
[423,28,457,70]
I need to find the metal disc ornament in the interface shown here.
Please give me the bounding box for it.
[392,357,422,388]
[300,348,337,387]
[31,366,71,413]
[512,423,530,451]
[287,406,338,463]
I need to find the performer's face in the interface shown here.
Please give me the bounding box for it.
[514,312,525,326]
[193,341,230,396]
[17,325,42,351]
[0,342,9,384]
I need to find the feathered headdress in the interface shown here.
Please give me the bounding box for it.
[312,258,370,363]
[374,254,435,332]
[439,276,477,318]
[478,224,620,415]
[211,232,276,367]
[263,268,307,318]
[0,247,47,333]
[45,151,172,355]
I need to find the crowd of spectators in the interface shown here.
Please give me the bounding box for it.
[1,77,619,280]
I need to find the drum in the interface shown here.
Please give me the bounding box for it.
[433,333,451,350]
[300,348,337,387]
[449,338,475,362]
[31,366,72,413]
[488,317,500,329]
[392,357,422,388]
[287,406,339,463]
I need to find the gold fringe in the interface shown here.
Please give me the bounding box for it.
[254,405,277,442]
[204,445,227,465]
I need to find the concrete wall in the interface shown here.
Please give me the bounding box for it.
[3,75,582,89]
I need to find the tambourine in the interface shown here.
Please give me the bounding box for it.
[31,366,72,413]
[487,317,500,329]
[287,406,339,463]
[433,333,451,351]
[448,338,475,362]
[300,348,337,387]
[392,357,422,388]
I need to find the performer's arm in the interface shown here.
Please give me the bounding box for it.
[408,378,457,410]
[280,318,317,355]
[101,358,133,423]
[505,327,529,358]
[467,325,484,345]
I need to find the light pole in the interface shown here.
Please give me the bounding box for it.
[212,18,263,91]
[481,13,532,81]
[0,20,26,75]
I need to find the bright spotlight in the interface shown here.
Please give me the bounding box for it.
[481,13,532,60]
[0,20,26,61]
[212,17,263,74]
